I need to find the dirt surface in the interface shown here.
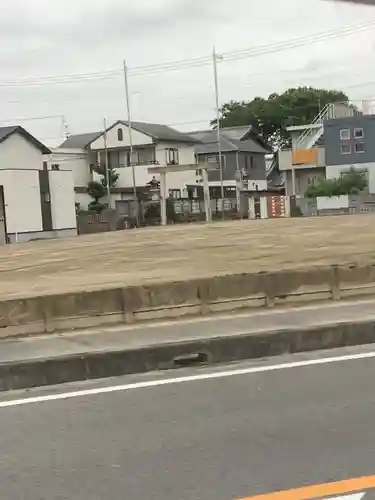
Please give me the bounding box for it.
[1,215,375,300]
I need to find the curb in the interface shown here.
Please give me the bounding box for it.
[1,319,375,392]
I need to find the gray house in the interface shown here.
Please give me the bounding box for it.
[324,114,375,192]
[188,126,270,196]
[277,101,375,196]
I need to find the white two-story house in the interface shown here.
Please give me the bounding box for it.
[56,120,200,209]
[0,125,77,244]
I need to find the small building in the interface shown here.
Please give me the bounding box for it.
[0,126,77,244]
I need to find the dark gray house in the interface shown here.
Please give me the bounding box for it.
[324,113,375,193]
[188,126,270,196]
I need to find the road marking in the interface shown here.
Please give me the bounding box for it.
[238,475,375,499]
[1,350,375,409]
[335,495,366,500]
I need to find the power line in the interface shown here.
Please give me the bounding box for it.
[130,20,375,76]
[2,56,373,110]
[0,20,372,88]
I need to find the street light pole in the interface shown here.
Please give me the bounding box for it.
[212,47,225,220]
[123,59,139,226]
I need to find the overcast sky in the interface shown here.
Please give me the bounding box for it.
[1,0,375,145]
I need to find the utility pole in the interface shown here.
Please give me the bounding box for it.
[212,47,225,220]
[291,166,296,198]
[103,117,111,208]
[123,60,139,226]
[62,115,70,139]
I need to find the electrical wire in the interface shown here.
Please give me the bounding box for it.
[0,20,373,88]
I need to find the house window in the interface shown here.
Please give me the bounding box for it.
[166,148,179,165]
[355,141,365,153]
[207,155,218,164]
[169,189,181,199]
[109,150,120,168]
[124,150,139,166]
[244,155,254,172]
[340,129,350,140]
[244,155,249,171]
[117,128,123,141]
[341,143,351,155]
[354,128,364,139]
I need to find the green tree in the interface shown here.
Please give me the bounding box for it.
[212,87,349,150]
[305,168,367,198]
[94,164,119,188]
[87,180,107,212]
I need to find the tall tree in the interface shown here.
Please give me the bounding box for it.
[212,87,349,150]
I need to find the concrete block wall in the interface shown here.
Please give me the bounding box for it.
[2,264,375,337]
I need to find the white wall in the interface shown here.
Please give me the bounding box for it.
[49,170,77,230]
[48,148,92,188]
[90,124,153,149]
[0,132,44,170]
[93,165,198,193]
[0,170,42,234]
[317,195,349,210]
[75,192,91,210]
[278,150,293,171]
[155,142,196,166]
[155,142,197,190]
[93,166,152,189]
[326,163,375,193]
[208,179,268,191]
[247,180,268,191]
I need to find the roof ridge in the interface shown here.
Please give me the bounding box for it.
[220,135,238,150]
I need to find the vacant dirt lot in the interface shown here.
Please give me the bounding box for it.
[1,215,375,300]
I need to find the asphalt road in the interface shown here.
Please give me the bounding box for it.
[1,345,375,499]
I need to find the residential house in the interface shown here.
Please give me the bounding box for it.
[58,120,200,209]
[278,102,370,197]
[0,126,77,244]
[324,114,375,191]
[188,125,271,197]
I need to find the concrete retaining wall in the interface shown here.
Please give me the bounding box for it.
[1,263,375,337]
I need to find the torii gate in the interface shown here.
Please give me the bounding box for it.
[148,163,219,226]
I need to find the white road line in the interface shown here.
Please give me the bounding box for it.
[1,350,375,409]
[330,495,365,500]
